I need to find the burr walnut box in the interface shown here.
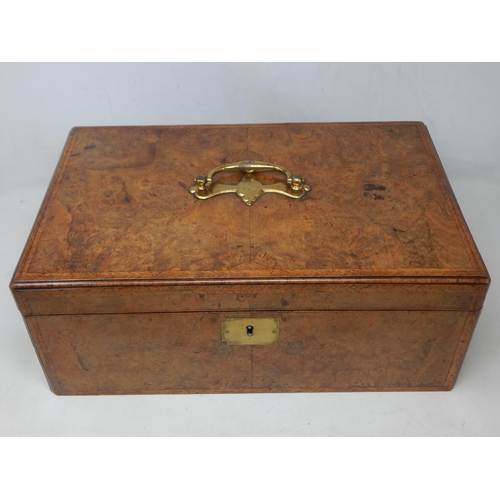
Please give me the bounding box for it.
[11,122,490,395]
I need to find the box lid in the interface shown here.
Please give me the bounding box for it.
[12,122,489,291]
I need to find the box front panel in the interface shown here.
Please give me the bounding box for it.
[26,309,475,395]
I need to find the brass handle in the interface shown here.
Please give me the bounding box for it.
[189,160,311,206]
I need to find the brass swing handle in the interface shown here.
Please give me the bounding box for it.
[188,160,311,206]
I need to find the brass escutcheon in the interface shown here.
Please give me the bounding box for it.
[221,318,279,345]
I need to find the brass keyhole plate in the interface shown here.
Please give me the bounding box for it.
[221,318,279,345]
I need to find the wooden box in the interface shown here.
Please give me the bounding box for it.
[10,122,490,395]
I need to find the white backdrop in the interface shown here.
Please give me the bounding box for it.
[1,62,499,436]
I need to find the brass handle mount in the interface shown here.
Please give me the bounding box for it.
[189,160,311,206]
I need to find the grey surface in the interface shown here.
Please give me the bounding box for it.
[1,62,499,436]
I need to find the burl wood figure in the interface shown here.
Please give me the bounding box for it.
[11,122,489,395]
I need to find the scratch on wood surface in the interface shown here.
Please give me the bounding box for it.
[77,355,89,372]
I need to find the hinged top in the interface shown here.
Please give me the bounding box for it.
[12,122,489,288]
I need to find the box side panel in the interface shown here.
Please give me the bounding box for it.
[444,308,484,390]
[24,316,64,394]
[29,310,469,395]
[15,283,487,316]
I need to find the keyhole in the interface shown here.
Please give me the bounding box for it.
[246,325,254,337]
